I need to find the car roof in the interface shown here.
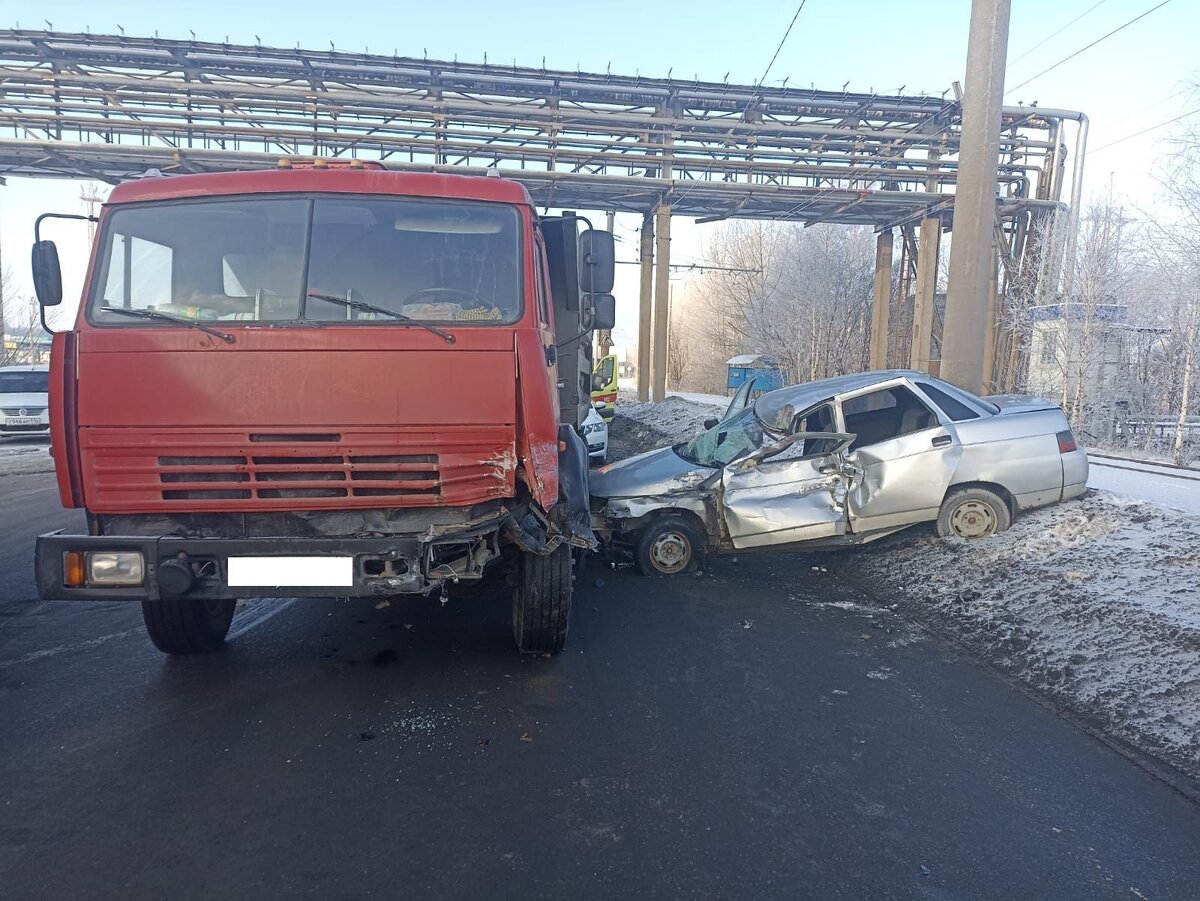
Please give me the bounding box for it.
[753,369,931,430]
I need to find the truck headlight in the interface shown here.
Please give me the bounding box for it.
[87,551,146,587]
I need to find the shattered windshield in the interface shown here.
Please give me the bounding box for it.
[673,407,766,468]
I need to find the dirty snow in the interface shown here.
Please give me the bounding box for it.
[849,493,1200,780]
[0,440,54,476]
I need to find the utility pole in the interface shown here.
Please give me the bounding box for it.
[941,0,1011,393]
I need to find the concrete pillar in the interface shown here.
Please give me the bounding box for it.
[651,203,672,403]
[909,217,942,373]
[870,230,894,370]
[941,0,1011,393]
[637,212,654,401]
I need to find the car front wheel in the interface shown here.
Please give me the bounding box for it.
[635,515,702,576]
[936,487,1012,540]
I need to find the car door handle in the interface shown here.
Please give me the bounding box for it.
[932,435,952,448]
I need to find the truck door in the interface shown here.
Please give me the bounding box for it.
[590,353,618,421]
[719,402,854,549]
[840,382,963,532]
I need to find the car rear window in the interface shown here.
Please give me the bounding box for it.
[919,383,980,422]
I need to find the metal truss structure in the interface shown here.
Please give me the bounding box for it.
[0,31,1087,397]
[0,31,1073,224]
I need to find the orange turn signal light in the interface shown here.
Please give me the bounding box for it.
[64,551,85,587]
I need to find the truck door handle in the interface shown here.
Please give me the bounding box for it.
[932,435,952,448]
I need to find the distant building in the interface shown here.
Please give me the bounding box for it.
[1024,303,1169,422]
[726,354,784,396]
[2,330,52,365]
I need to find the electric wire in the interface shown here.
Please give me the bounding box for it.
[1006,0,1174,95]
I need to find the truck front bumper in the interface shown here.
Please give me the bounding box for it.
[36,531,500,601]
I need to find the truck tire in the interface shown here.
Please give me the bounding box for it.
[512,544,572,655]
[141,597,236,655]
[936,487,1012,540]
[635,515,702,576]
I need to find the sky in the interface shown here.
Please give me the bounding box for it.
[2,0,1197,349]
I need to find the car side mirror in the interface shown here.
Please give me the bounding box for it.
[32,240,63,307]
[578,229,615,294]
[589,292,616,330]
[703,417,719,430]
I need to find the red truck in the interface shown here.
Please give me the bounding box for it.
[30,161,614,656]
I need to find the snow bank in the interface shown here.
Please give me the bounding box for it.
[616,390,723,444]
[850,493,1200,780]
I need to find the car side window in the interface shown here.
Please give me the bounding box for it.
[841,386,938,451]
[918,383,980,422]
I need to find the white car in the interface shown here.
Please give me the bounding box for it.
[0,365,50,437]
[581,404,609,464]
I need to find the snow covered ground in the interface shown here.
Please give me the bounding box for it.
[0,439,54,476]
[1087,455,1200,514]
[611,391,1200,781]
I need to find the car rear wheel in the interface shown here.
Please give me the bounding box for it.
[936,487,1011,540]
[512,544,572,655]
[635,515,702,576]
[142,597,236,655]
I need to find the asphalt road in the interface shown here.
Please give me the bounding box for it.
[3,463,1200,900]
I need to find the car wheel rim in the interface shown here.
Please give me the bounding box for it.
[649,531,691,574]
[949,500,996,539]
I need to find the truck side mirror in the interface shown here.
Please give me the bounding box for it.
[32,240,64,307]
[590,292,616,330]
[703,417,719,430]
[578,229,615,295]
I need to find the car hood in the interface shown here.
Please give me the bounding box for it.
[0,392,48,408]
[589,444,712,498]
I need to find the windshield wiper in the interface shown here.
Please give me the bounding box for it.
[99,306,235,344]
[306,292,455,344]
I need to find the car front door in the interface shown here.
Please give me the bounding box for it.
[839,381,963,532]
[719,429,855,549]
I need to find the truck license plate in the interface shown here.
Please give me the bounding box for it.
[4,417,41,426]
[227,556,354,588]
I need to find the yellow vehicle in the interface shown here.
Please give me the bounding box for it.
[591,353,618,422]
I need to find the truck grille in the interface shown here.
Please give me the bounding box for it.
[156,453,439,501]
[81,427,516,512]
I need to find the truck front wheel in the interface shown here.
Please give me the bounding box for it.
[142,597,236,655]
[512,544,572,655]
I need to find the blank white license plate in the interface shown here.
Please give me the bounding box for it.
[4,417,41,426]
[227,556,354,588]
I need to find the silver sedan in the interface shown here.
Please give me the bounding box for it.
[590,370,1088,576]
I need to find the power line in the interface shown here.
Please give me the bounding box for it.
[1007,0,1110,66]
[1088,107,1200,156]
[1006,0,1174,95]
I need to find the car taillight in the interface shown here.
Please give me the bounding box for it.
[1057,429,1077,454]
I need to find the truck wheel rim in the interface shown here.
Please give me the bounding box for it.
[649,531,691,574]
[949,500,996,539]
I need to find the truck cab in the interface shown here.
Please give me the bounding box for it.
[30,163,614,656]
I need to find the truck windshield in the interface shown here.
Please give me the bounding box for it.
[673,407,766,468]
[89,196,522,326]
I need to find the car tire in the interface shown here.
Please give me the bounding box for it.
[936,487,1012,540]
[635,515,703,576]
[512,544,572,655]
[141,597,236,655]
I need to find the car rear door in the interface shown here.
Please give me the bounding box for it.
[841,380,963,532]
